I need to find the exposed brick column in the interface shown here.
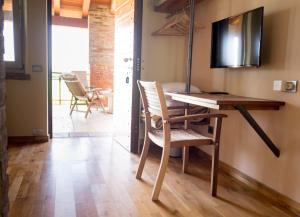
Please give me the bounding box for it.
[89,4,115,90]
[0,1,8,217]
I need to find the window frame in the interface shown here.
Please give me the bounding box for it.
[4,0,25,73]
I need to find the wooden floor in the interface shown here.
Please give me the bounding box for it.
[7,137,297,217]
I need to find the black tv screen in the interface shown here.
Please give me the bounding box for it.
[210,7,263,68]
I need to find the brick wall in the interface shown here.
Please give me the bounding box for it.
[89,4,115,90]
[0,0,8,216]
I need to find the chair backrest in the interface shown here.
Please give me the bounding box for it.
[72,71,89,88]
[61,73,77,81]
[137,81,169,121]
[62,74,86,98]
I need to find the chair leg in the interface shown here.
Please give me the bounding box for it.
[100,100,106,113]
[151,146,170,201]
[70,100,77,116]
[70,96,74,109]
[211,143,220,197]
[86,101,92,114]
[182,146,189,173]
[136,136,151,179]
[85,103,92,118]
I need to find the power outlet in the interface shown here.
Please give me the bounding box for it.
[208,126,214,134]
[32,128,45,136]
[284,80,298,92]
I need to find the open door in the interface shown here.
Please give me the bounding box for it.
[113,0,142,153]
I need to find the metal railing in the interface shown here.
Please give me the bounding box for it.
[52,72,72,105]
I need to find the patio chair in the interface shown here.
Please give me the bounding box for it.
[62,74,105,118]
[60,73,77,109]
[136,80,227,201]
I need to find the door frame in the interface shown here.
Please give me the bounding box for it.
[47,0,53,138]
[47,0,143,151]
[130,0,143,154]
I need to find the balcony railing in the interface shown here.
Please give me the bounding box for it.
[52,72,72,105]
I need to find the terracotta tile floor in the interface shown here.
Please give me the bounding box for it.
[52,105,113,137]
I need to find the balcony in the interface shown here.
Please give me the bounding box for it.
[52,72,113,137]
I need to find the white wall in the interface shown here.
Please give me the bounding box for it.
[141,0,186,82]
[192,0,300,203]
[6,0,48,137]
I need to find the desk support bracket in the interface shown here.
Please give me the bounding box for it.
[234,105,280,158]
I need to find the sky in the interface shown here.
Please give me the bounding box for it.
[4,20,15,62]
[52,25,89,73]
[4,23,89,73]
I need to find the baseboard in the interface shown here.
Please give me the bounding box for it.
[194,147,300,216]
[8,136,49,145]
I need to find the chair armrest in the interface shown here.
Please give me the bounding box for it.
[168,113,227,123]
[86,87,102,92]
[167,105,198,110]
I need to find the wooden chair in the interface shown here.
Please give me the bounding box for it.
[62,74,105,118]
[136,81,227,201]
[60,73,77,109]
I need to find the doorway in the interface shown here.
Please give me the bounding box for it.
[48,0,142,153]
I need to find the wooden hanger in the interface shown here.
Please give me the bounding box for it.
[152,12,202,36]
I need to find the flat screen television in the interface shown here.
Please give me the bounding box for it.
[210,7,264,68]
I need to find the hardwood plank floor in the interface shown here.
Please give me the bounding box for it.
[7,137,298,217]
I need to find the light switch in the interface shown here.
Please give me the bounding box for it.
[32,65,43,72]
[273,80,283,91]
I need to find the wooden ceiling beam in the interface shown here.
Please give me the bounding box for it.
[54,0,61,15]
[60,5,83,19]
[82,0,91,18]
[110,0,129,14]
[110,0,116,13]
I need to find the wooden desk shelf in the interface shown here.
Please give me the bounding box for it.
[167,93,285,110]
[166,92,285,158]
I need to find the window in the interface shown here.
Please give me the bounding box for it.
[3,0,24,71]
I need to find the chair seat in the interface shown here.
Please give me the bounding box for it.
[148,129,213,147]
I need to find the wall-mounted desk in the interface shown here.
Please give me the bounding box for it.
[166,92,285,157]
